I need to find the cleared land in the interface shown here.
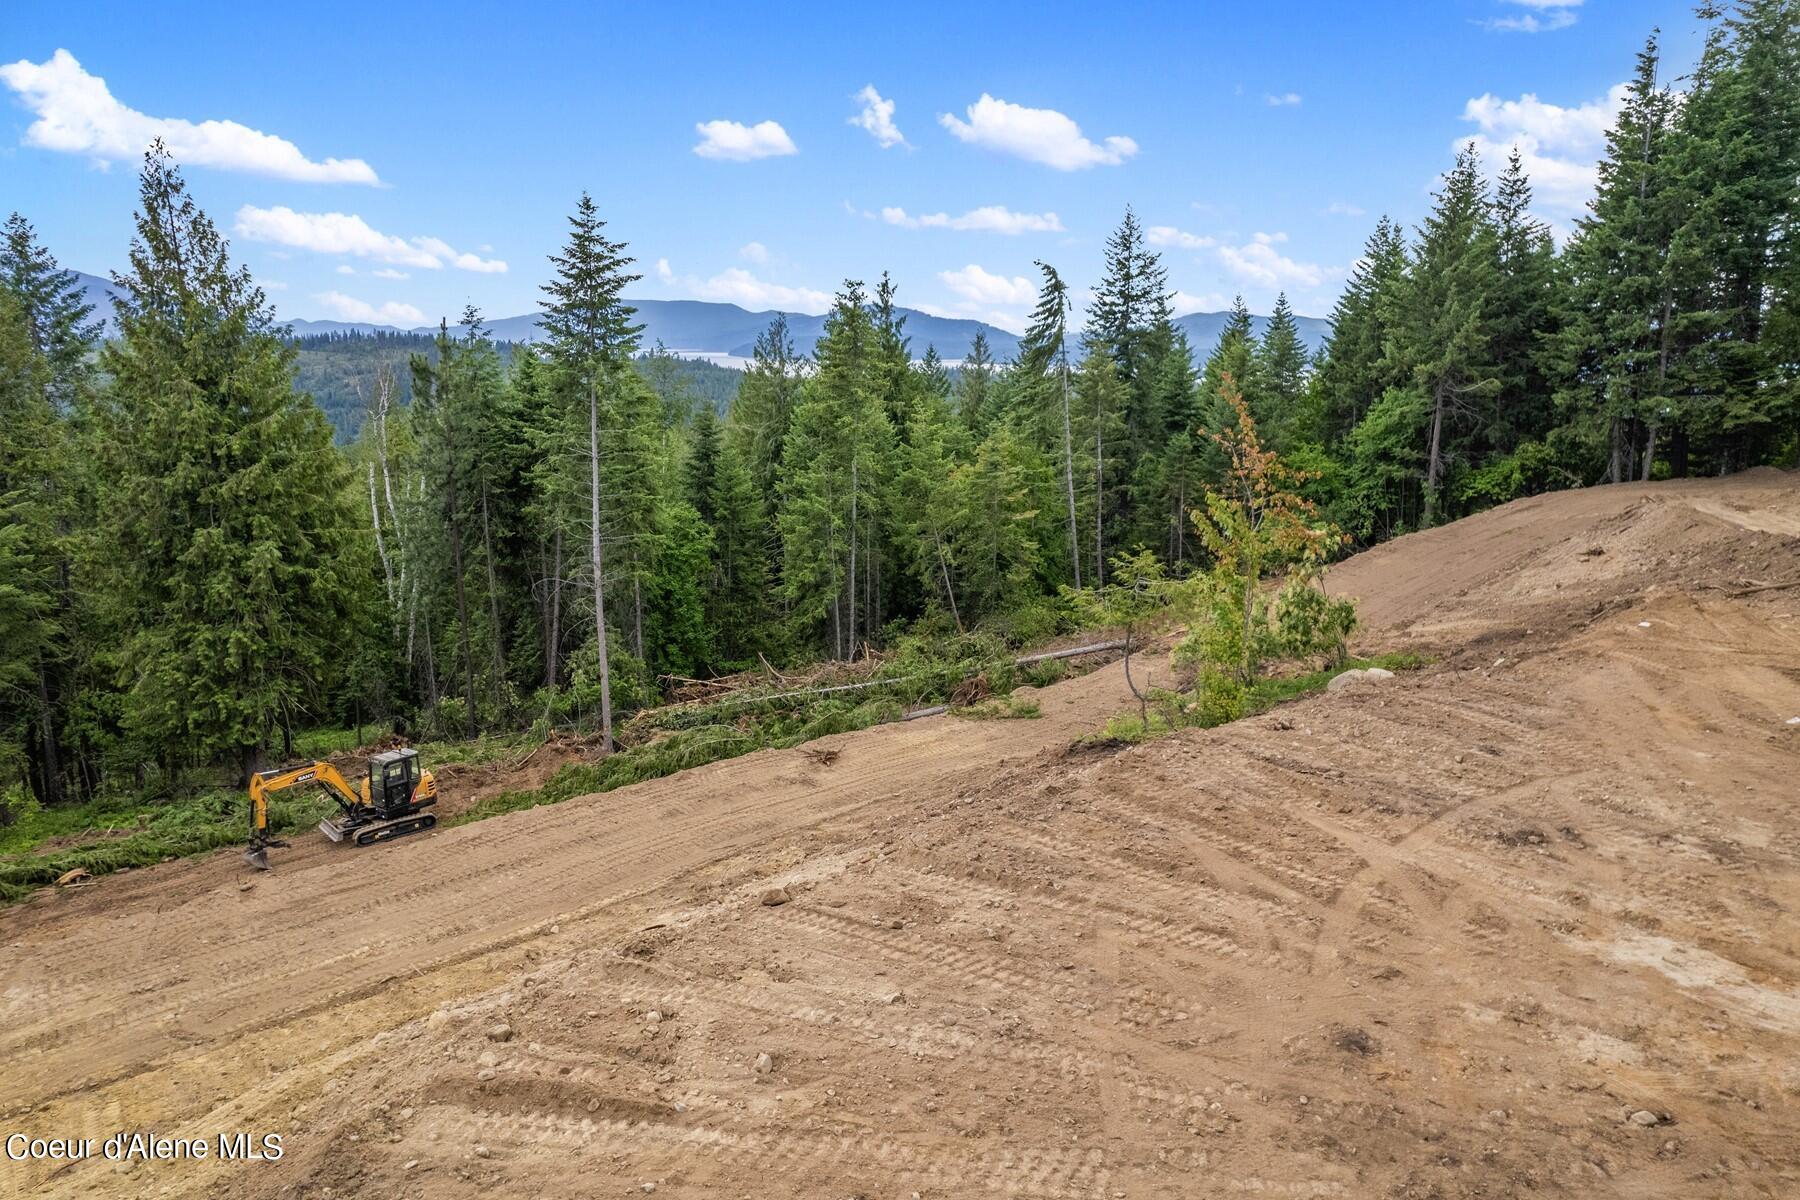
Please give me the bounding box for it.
[2,470,1797,1199]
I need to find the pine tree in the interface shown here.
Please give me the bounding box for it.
[1488,149,1563,456]
[954,328,996,433]
[0,287,62,811]
[1390,144,1503,522]
[539,192,643,749]
[1,213,100,408]
[701,432,773,667]
[899,373,973,629]
[1316,217,1411,441]
[1254,293,1309,451]
[408,322,481,737]
[778,281,894,659]
[96,143,356,780]
[1664,1,1800,471]
[953,424,1042,621]
[0,216,99,806]
[1014,262,1082,587]
[730,312,804,510]
[1085,206,1171,394]
[1555,34,1681,482]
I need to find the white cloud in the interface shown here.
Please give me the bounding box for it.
[1480,0,1582,33]
[233,206,507,273]
[1170,290,1232,316]
[654,257,674,283]
[314,291,426,327]
[1265,92,1303,107]
[1216,232,1328,289]
[371,267,410,280]
[850,85,906,148]
[0,50,380,184]
[1147,225,1216,251]
[335,264,357,275]
[939,94,1137,170]
[683,266,829,311]
[1324,201,1367,217]
[739,241,770,263]
[1460,83,1628,220]
[881,205,1064,235]
[938,264,1038,308]
[692,119,797,162]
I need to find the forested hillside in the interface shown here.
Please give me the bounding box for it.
[0,3,1794,816]
[291,331,742,440]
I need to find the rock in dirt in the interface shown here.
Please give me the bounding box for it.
[426,1010,451,1030]
[760,886,790,907]
[646,1009,663,1024]
[1629,1109,1662,1126]
[486,1023,514,1042]
[754,1051,774,1075]
[477,1050,498,1067]
[473,1144,492,1159]
[1328,668,1393,693]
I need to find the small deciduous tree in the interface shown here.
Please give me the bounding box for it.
[1178,374,1354,721]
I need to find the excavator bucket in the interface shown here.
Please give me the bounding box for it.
[242,844,272,871]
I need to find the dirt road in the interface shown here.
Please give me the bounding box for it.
[3,470,1797,1199]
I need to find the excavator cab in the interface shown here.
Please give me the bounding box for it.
[370,748,424,816]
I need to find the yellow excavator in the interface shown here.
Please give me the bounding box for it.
[244,747,439,869]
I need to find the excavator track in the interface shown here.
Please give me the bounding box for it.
[354,813,437,846]
[319,812,438,846]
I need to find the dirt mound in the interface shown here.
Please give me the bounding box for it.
[2,470,1797,1199]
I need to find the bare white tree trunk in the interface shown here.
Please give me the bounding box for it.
[368,463,394,604]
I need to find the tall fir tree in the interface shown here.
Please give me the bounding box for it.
[539,192,643,749]
[1014,262,1083,587]
[96,144,357,780]
[954,327,997,433]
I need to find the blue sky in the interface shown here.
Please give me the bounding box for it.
[2,1,1706,333]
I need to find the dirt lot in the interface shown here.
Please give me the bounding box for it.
[2,470,1797,1199]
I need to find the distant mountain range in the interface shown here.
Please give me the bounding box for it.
[73,272,1331,363]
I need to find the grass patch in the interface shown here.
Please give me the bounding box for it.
[0,787,337,904]
[1092,652,1430,745]
[450,697,901,826]
[954,695,1044,721]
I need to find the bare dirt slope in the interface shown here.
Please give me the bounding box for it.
[3,470,1797,1200]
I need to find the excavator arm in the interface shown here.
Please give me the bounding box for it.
[244,762,365,869]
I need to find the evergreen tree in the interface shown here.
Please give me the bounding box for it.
[1,213,100,408]
[1555,34,1681,483]
[539,192,643,749]
[701,432,773,667]
[1488,149,1564,455]
[1316,217,1411,441]
[730,312,804,510]
[778,281,894,659]
[96,144,356,780]
[1254,293,1309,450]
[1389,144,1503,522]
[953,424,1042,621]
[899,372,973,629]
[0,288,63,811]
[954,328,997,433]
[1014,262,1083,587]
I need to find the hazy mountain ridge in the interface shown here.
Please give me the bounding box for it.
[74,273,1330,364]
